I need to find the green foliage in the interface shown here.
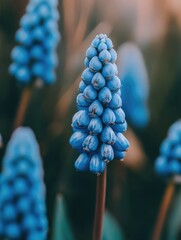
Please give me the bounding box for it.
[167,187,181,240]
[52,195,125,240]
[52,195,74,240]
[103,211,125,240]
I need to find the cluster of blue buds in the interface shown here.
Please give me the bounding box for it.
[117,43,150,128]
[9,0,60,85]
[155,120,181,177]
[69,34,130,175]
[0,127,48,240]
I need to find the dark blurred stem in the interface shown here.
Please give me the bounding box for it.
[13,86,33,129]
[152,181,175,240]
[92,168,107,240]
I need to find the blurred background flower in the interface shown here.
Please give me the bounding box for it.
[0,127,47,240]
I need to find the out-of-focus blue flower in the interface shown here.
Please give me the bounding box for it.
[155,120,181,177]
[9,0,60,85]
[117,43,150,128]
[0,127,47,240]
[69,34,130,175]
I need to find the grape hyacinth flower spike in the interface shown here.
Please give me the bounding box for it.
[70,34,130,175]
[155,120,181,177]
[117,43,150,128]
[9,0,60,85]
[153,120,181,240]
[0,127,47,240]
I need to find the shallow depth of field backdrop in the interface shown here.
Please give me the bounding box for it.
[1,0,181,239]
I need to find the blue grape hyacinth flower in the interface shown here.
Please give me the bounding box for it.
[155,120,181,177]
[70,34,130,175]
[9,0,60,85]
[0,127,48,240]
[117,43,150,128]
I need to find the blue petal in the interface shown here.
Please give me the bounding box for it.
[74,153,91,171]
[90,154,106,174]
[101,126,116,145]
[100,144,114,162]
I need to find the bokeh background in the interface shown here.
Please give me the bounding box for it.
[1,0,181,239]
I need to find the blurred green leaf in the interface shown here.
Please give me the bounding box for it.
[52,195,125,240]
[167,187,181,240]
[52,195,75,240]
[103,211,125,240]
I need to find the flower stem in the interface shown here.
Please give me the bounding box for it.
[93,168,107,240]
[152,181,175,240]
[13,86,32,129]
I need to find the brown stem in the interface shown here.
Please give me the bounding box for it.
[92,168,107,240]
[152,181,175,240]
[13,86,32,129]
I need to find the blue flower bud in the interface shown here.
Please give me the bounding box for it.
[32,63,44,76]
[15,29,32,46]
[172,146,181,158]
[108,93,122,109]
[98,87,112,104]
[81,68,94,84]
[13,178,27,195]
[107,76,121,92]
[155,157,169,176]
[100,144,114,162]
[91,37,100,48]
[113,63,118,75]
[169,160,181,174]
[9,63,19,76]
[89,100,103,117]
[114,150,126,160]
[83,85,97,102]
[5,224,20,239]
[102,108,116,125]
[106,38,113,49]
[32,27,45,41]
[82,135,98,152]
[79,80,87,93]
[88,118,103,135]
[109,48,117,63]
[45,53,58,67]
[99,33,105,39]
[43,70,56,84]
[74,153,91,171]
[112,121,127,132]
[76,94,90,107]
[113,133,130,151]
[98,49,111,63]
[90,154,106,174]
[3,204,17,220]
[101,126,116,145]
[30,45,44,60]
[89,56,102,72]
[113,108,125,124]
[72,110,90,129]
[102,63,115,79]
[11,46,29,64]
[84,57,90,67]
[20,14,39,28]
[38,4,50,19]
[160,140,171,156]
[86,46,98,59]
[69,131,87,150]
[92,72,106,90]
[98,42,107,52]
[16,67,31,84]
